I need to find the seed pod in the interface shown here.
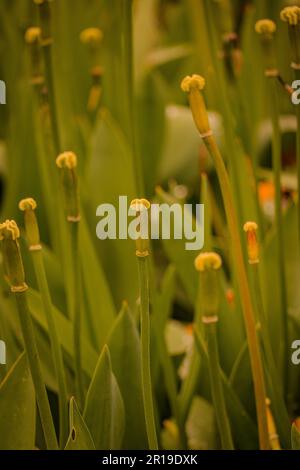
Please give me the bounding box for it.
[56,152,80,222]
[0,220,27,292]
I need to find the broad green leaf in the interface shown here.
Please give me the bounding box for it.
[27,289,98,379]
[80,217,116,349]
[86,109,139,307]
[0,353,36,450]
[186,396,216,450]
[84,345,125,450]
[291,423,300,450]
[65,398,95,450]
[194,327,258,449]
[107,308,148,449]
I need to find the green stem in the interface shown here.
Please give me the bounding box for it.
[203,134,269,450]
[251,264,291,448]
[137,257,158,450]
[269,79,288,391]
[14,291,58,450]
[70,222,84,410]
[31,249,69,448]
[155,324,186,449]
[205,322,234,450]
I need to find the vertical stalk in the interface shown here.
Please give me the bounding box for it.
[204,134,269,449]
[15,291,58,450]
[206,322,234,449]
[295,69,300,247]
[70,221,84,410]
[31,250,69,447]
[269,79,289,393]
[195,252,233,450]
[137,257,158,450]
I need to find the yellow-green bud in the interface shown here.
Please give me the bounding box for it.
[255,19,278,74]
[19,198,41,250]
[80,28,103,46]
[0,220,27,292]
[243,221,259,264]
[194,252,222,319]
[56,152,80,222]
[130,198,151,257]
[181,75,211,138]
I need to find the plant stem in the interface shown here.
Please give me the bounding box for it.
[269,79,288,391]
[251,264,291,448]
[14,291,58,450]
[203,134,269,450]
[70,222,85,410]
[31,249,69,448]
[137,257,158,450]
[205,322,234,449]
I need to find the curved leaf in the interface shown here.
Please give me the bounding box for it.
[0,353,35,450]
[65,398,95,450]
[84,345,125,450]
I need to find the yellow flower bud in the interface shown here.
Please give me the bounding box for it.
[181,75,211,137]
[56,151,77,169]
[25,27,41,44]
[195,252,222,319]
[80,28,103,46]
[255,19,276,35]
[56,152,80,222]
[194,252,222,272]
[0,220,27,292]
[243,221,259,264]
[280,6,300,25]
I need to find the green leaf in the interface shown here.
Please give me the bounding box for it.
[65,398,95,450]
[0,353,36,450]
[107,307,148,449]
[186,396,216,450]
[84,345,125,450]
[80,217,116,349]
[292,423,300,450]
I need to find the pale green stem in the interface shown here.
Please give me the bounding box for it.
[137,257,158,450]
[31,249,69,448]
[206,322,234,449]
[70,222,84,410]
[203,134,269,450]
[15,291,58,450]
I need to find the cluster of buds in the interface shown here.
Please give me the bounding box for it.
[194,252,222,323]
[0,220,27,293]
[56,151,80,223]
[280,6,300,69]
